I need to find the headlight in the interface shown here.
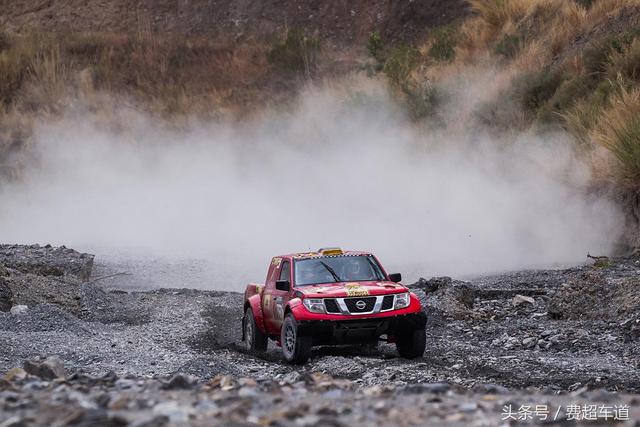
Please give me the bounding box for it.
[303,298,326,313]
[394,292,410,309]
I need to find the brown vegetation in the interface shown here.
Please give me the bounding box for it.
[388,0,640,192]
[0,27,338,178]
[2,0,640,196]
[0,31,282,118]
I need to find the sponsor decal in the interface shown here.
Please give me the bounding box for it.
[293,252,319,259]
[345,283,370,297]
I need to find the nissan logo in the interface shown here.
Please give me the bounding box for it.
[355,300,366,310]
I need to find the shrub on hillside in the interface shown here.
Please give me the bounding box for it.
[367,31,385,63]
[468,0,529,31]
[494,33,523,59]
[608,38,640,82]
[428,26,458,62]
[516,66,565,112]
[548,74,597,113]
[0,32,63,108]
[267,28,320,78]
[575,0,595,8]
[383,45,419,89]
[0,51,27,106]
[406,82,445,121]
[583,27,640,75]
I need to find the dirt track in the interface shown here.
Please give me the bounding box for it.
[1,245,639,425]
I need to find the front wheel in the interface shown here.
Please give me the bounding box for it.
[281,313,312,364]
[395,328,426,358]
[244,308,268,352]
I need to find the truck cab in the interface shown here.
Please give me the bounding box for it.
[242,248,426,363]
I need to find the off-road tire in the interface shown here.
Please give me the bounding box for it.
[396,327,426,358]
[244,308,268,352]
[281,313,312,364]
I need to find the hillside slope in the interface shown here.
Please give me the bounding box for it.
[0,0,470,44]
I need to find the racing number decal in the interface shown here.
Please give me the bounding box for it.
[262,293,271,314]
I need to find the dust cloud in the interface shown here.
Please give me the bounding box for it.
[0,85,622,289]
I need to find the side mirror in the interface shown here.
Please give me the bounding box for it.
[388,273,402,283]
[275,280,291,292]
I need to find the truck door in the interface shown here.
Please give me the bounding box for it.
[262,258,280,335]
[262,257,291,335]
[271,260,291,332]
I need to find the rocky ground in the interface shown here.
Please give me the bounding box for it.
[1,245,639,426]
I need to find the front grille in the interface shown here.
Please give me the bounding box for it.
[381,295,394,310]
[324,298,341,313]
[344,297,376,313]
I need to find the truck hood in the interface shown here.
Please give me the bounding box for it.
[295,281,408,298]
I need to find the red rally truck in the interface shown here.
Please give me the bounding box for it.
[242,248,427,363]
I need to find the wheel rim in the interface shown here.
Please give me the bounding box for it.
[245,314,253,349]
[284,322,296,354]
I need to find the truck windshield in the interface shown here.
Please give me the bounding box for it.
[294,255,385,286]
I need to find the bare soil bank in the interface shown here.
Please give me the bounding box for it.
[0,0,470,44]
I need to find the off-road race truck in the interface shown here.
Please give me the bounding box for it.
[242,248,427,364]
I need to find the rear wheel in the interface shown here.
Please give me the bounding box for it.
[244,308,268,352]
[281,313,312,364]
[396,328,426,358]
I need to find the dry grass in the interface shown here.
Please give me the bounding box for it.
[587,0,640,29]
[1,0,640,191]
[0,29,307,120]
[413,0,640,191]
[562,99,603,144]
[592,86,640,186]
[608,37,640,80]
[460,0,586,59]
[466,0,530,33]
[0,28,343,179]
[23,45,69,112]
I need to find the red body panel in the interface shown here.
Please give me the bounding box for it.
[289,291,422,322]
[294,281,407,298]
[243,251,424,337]
[244,289,266,333]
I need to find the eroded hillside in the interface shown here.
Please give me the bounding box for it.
[0,0,470,43]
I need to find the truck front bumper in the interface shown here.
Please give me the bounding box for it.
[296,312,427,345]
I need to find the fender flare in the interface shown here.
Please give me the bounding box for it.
[244,294,267,336]
[287,298,305,320]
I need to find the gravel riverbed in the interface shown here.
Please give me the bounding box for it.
[1,245,639,426]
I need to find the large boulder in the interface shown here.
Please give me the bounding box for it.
[0,244,94,280]
[411,276,475,320]
[23,356,66,380]
[6,273,83,315]
[548,271,640,320]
